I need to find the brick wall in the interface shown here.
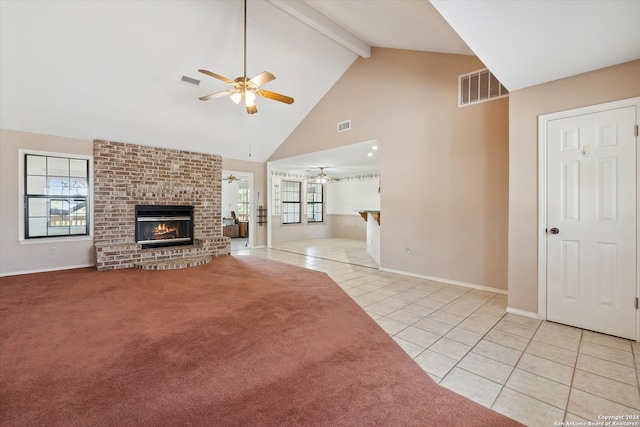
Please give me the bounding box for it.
[93,140,229,270]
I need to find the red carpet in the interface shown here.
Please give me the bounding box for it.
[0,255,522,426]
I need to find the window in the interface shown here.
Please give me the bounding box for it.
[24,153,90,239]
[238,187,249,221]
[281,180,301,224]
[459,68,508,107]
[306,183,323,223]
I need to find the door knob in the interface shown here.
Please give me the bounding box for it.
[549,227,559,234]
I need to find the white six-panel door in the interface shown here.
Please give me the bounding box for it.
[545,104,637,340]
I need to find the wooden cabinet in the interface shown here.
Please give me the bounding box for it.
[223,225,239,238]
[238,221,248,238]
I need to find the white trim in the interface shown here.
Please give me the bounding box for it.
[0,263,93,278]
[221,169,254,249]
[267,162,272,248]
[19,235,93,245]
[379,267,508,295]
[18,149,94,243]
[537,96,640,342]
[506,307,540,320]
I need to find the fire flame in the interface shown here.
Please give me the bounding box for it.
[152,223,179,239]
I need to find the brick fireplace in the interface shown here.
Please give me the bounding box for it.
[93,140,229,271]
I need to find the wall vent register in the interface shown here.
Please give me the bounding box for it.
[337,120,351,132]
[459,68,508,107]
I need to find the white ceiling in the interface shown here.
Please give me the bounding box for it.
[2,1,639,170]
[431,0,640,91]
[270,139,381,178]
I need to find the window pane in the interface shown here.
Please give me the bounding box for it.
[48,177,70,195]
[69,159,88,177]
[48,225,70,236]
[28,217,48,236]
[27,176,47,194]
[47,157,69,176]
[28,198,47,216]
[26,155,47,175]
[70,225,86,234]
[70,178,88,196]
[50,199,70,227]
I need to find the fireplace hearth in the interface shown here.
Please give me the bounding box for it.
[135,205,194,249]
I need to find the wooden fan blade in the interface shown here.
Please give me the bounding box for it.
[249,71,276,87]
[198,69,233,84]
[246,104,257,114]
[258,89,294,104]
[199,90,231,101]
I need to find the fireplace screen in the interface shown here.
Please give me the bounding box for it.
[135,205,193,249]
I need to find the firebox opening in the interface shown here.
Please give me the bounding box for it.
[135,205,194,249]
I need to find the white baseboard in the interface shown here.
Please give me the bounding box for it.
[0,264,94,277]
[506,306,541,319]
[379,267,508,295]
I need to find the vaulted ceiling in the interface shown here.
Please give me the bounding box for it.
[2,1,639,165]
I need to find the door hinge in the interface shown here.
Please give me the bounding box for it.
[635,124,639,137]
[636,297,639,309]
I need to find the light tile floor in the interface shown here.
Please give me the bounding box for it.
[235,238,640,426]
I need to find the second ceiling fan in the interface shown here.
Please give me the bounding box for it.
[198,0,294,114]
[310,167,340,183]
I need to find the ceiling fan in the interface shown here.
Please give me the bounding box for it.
[309,167,339,183]
[198,0,294,114]
[224,174,245,183]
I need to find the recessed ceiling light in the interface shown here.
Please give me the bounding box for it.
[372,145,378,150]
[367,152,373,157]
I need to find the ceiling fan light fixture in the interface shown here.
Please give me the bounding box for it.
[196,0,294,114]
[244,90,256,107]
[230,92,242,104]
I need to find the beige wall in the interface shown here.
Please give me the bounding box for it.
[508,59,640,313]
[0,129,257,275]
[0,129,94,275]
[329,214,366,240]
[270,48,509,290]
[222,158,267,248]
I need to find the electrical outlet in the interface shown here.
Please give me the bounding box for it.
[405,247,412,257]
[49,247,56,255]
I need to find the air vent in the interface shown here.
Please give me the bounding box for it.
[459,68,508,107]
[181,75,200,86]
[337,120,351,132]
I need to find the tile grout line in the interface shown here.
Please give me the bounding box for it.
[561,329,583,423]
[424,298,509,388]
[486,317,543,410]
[393,290,502,362]
[633,343,640,405]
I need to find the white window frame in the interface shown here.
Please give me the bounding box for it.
[18,149,94,244]
[281,180,302,224]
[306,182,324,223]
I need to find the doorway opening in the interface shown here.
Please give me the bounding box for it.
[222,171,253,251]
